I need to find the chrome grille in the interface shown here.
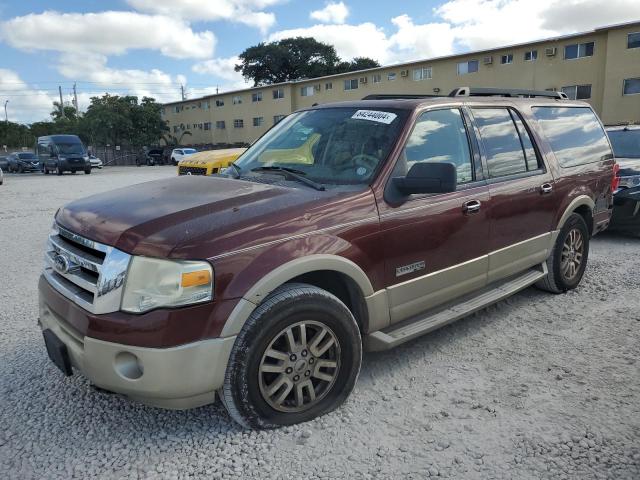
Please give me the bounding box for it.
[178,166,208,176]
[43,224,131,314]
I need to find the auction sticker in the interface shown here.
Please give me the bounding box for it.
[351,110,397,124]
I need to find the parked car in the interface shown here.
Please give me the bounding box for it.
[89,155,103,169]
[171,148,197,165]
[177,148,246,176]
[8,152,40,172]
[0,156,8,171]
[39,88,615,429]
[37,135,91,175]
[138,148,164,166]
[606,125,640,236]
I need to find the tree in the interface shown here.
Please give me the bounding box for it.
[235,37,379,86]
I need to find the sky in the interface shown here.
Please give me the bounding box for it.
[1,0,639,123]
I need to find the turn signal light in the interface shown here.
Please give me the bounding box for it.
[181,270,211,288]
[611,163,620,192]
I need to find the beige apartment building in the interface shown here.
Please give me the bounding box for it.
[162,21,640,146]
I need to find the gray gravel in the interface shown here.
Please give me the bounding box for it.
[1,167,639,479]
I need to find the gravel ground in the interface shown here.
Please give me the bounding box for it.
[1,167,639,480]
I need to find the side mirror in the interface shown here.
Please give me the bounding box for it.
[393,162,457,195]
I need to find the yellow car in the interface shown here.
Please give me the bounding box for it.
[177,148,247,176]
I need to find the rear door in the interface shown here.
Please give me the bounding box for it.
[469,106,557,283]
[378,107,490,324]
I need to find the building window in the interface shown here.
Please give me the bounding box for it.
[203,102,210,110]
[272,88,285,99]
[216,121,226,129]
[524,50,538,61]
[501,54,513,64]
[561,84,592,100]
[204,122,211,130]
[273,115,286,124]
[251,92,263,102]
[215,99,224,107]
[623,78,640,95]
[233,119,244,128]
[232,95,242,105]
[173,106,180,113]
[344,78,359,91]
[388,72,396,81]
[253,116,264,127]
[564,41,594,59]
[372,74,382,84]
[628,32,640,49]
[457,60,479,75]
[325,82,333,90]
[300,86,315,97]
[413,67,432,81]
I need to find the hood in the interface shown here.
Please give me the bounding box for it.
[55,175,370,258]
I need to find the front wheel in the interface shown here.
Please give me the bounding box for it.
[221,283,362,429]
[56,166,63,176]
[536,213,590,293]
[84,168,91,174]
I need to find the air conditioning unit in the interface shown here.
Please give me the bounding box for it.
[360,77,368,84]
[400,69,409,77]
[483,56,493,65]
[545,47,557,57]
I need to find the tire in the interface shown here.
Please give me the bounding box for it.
[43,166,49,174]
[18,164,24,173]
[84,168,91,174]
[172,158,177,165]
[221,283,362,429]
[56,166,63,176]
[536,213,590,293]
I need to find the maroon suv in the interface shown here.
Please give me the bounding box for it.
[39,88,615,428]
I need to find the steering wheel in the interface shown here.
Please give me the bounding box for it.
[349,153,379,173]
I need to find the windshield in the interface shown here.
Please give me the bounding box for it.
[17,153,36,159]
[234,107,408,185]
[607,129,640,158]
[183,148,196,154]
[56,142,85,155]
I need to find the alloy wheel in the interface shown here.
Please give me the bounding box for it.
[258,320,341,413]
[561,228,584,281]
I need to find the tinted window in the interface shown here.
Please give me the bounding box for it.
[18,152,37,159]
[623,78,640,95]
[532,107,612,167]
[472,108,528,178]
[402,109,473,184]
[628,32,640,49]
[607,129,640,158]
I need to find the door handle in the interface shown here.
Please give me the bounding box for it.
[540,183,553,195]
[463,199,481,215]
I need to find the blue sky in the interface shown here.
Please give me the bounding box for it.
[0,0,637,122]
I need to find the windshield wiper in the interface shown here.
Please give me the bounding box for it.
[250,166,325,191]
[229,161,242,178]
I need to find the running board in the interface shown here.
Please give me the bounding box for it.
[364,263,547,351]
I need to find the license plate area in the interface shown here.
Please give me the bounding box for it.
[43,329,73,376]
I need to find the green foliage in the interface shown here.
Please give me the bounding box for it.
[0,94,168,149]
[235,37,380,86]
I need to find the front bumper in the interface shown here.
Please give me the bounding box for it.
[610,187,640,235]
[38,290,236,410]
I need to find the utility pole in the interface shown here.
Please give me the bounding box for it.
[73,82,79,115]
[58,86,65,119]
[3,100,8,123]
[180,84,186,101]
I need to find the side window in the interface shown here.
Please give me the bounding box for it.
[472,108,528,178]
[37,143,48,156]
[403,108,473,184]
[531,107,612,167]
[510,111,541,171]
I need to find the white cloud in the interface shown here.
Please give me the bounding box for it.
[0,69,57,124]
[126,0,283,32]
[310,2,349,24]
[269,22,391,63]
[0,11,215,59]
[191,56,251,92]
[389,15,455,61]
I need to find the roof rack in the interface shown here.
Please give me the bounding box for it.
[449,87,568,99]
[361,94,441,100]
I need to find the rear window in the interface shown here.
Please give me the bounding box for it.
[607,129,640,159]
[532,107,612,167]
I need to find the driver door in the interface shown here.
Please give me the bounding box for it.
[377,107,491,324]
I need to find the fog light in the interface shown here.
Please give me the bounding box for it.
[114,351,143,380]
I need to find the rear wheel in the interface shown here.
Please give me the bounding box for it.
[221,283,362,429]
[43,166,49,174]
[56,166,63,176]
[536,213,589,293]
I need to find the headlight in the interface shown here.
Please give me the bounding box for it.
[121,257,213,313]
